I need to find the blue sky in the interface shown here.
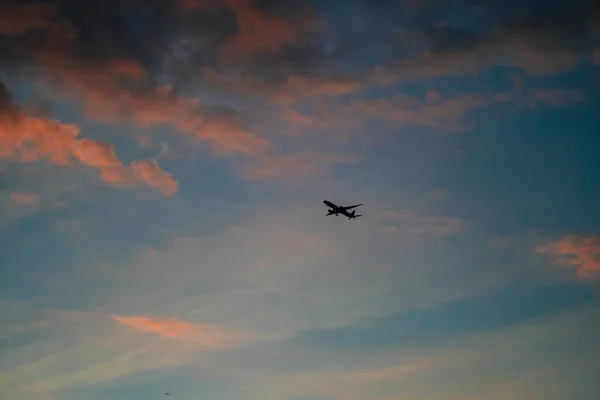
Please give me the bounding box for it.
[1,0,600,399]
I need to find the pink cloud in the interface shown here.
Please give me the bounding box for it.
[0,2,355,182]
[0,1,74,37]
[201,68,363,106]
[536,235,600,280]
[35,60,271,159]
[281,109,316,127]
[0,82,178,197]
[10,192,38,206]
[224,0,318,54]
[112,315,254,349]
[181,0,318,54]
[46,65,351,180]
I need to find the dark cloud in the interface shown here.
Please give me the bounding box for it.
[1,0,598,106]
[376,0,600,79]
[0,0,320,83]
[0,79,13,110]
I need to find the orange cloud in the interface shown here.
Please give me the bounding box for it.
[281,109,316,127]
[34,58,271,159]
[112,315,252,348]
[183,0,318,54]
[229,0,316,53]
[204,68,363,106]
[46,64,356,180]
[0,1,353,181]
[536,235,600,280]
[36,61,356,180]
[10,192,38,206]
[0,1,72,36]
[0,82,178,197]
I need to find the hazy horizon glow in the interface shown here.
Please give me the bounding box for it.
[1,0,600,399]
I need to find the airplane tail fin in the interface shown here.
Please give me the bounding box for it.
[348,211,361,219]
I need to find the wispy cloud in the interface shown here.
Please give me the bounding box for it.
[112,315,257,348]
[1,1,599,400]
[281,87,584,135]
[376,209,465,236]
[0,307,187,398]
[0,191,39,223]
[371,0,599,82]
[0,304,258,399]
[9,191,38,206]
[537,235,600,279]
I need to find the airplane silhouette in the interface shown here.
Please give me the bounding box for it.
[323,200,362,219]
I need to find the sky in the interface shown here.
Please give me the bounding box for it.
[1,0,600,399]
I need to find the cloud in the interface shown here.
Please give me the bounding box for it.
[0,306,187,398]
[0,2,69,36]
[1,0,593,189]
[240,151,359,182]
[205,297,600,400]
[280,87,583,135]
[1,0,333,176]
[520,88,584,107]
[0,80,178,197]
[357,92,505,132]
[9,191,38,206]
[372,0,600,82]
[187,0,319,55]
[253,355,455,400]
[537,235,600,279]
[2,0,598,98]
[290,283,597,356]
[0,303,260,399]
[112,315,256,348]
[31,61,272,158]
[0,190,40,224]
[375,209,465,235]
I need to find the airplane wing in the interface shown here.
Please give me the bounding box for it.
[324,200,339,208]
[341,204,363,210]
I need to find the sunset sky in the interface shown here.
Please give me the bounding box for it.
[1,0,600,399]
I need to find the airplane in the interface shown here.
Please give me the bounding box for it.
[323,200,363,219]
